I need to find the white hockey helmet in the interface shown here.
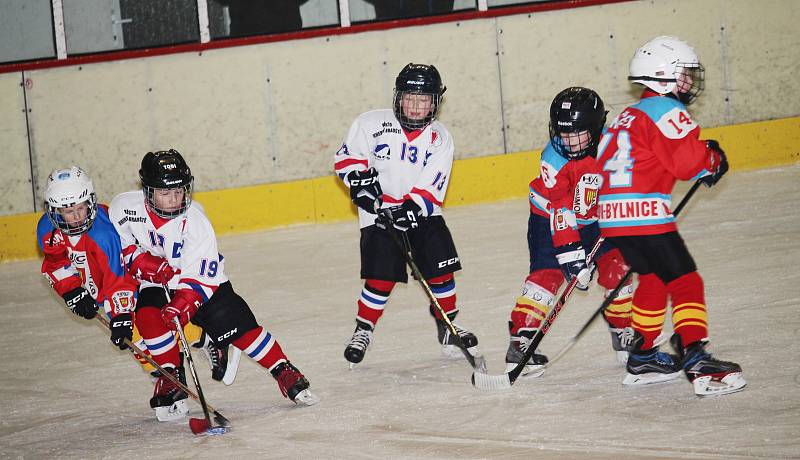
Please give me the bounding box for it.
[45,166,98,235]
[628,35,704,104]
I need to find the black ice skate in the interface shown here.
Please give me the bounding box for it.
[433,309,479,359]
[622,331,681,386]
[344,320,373,368]
[505,330,549,378]
[671,334,746,397]
[608,326,635,365]
[271,361,319,406]
[192,331,229,382]
[149,365,190,422]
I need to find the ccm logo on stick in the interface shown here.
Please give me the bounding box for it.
[437,257,459,268]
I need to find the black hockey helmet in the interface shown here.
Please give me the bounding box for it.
[549,87,607,160]
[393,63,446,131]
[139,149,193,218]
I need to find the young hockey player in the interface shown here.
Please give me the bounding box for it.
[110,149,318,421]
[37,166,227,382]
[504,87,634,378]
[596,36,745,396]
[37,166,139,350]
[334,63,481,367]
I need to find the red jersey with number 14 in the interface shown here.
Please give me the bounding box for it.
[596,90,715,237]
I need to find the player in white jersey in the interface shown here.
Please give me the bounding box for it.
[334,63,480,367]
[110,150,318,421]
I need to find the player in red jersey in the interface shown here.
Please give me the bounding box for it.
[504,87,634,378]
[596,36,744,396]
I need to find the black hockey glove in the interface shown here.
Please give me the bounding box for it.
[62,287,98,320]
[555,242,595,291]
[110,313,134,350]
[699,140,728,187]
[375,200,422,232]
[347,168,382,214]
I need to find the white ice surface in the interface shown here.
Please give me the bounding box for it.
[1,165,799,459]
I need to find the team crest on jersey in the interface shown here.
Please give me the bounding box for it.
[583,189,598,207]
[112,290,134,313]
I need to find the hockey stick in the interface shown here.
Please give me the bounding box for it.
[472,180,703,391]
[472,234,606,390]
[383,219,487,373]
[164,286,229,436]
[95,314,230,427]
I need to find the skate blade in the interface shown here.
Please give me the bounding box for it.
[154,399,190,422]
[622,371,681,386]
[293,389,321,406]
[693,372,747,397]
[472,371,512,391]
[504,362,545,379]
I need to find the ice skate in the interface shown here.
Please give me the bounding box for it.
[344,321,373,369]
[622,331,681,386]
[505,332,548,378]
[434,311,479,359]
[671,334,746,397]
[192,331,229,382]
[609,326,634,365]
[149,366,190,422]
[271,361,319,406]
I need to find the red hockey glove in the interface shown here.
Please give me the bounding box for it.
[161,289,203,330]
[129,253,176,284]
[700,140,728,187]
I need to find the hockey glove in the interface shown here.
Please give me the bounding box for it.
[699,140,729,187]
[62,287,98,320]
[110,313,133,350]
[375,200,421,232]
[129,253,176,284]
[162,289,203,330]
[347,168,383,214]
[555,242,595,291]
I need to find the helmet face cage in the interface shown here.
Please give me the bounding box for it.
[143,182,193,219]
[45,167,98,236]
[393,63,445,131]
[139,149,194,219]
[674,63,705,105]
[548,87,607,160]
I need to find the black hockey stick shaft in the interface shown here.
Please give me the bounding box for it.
[504,235,606,384]
[95,314,230,426]
[165,287,215,428]
[541,179,703,368]
[385,223,482,371]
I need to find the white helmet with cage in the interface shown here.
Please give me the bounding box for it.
[628,35,705,105]
[45,166,98,236]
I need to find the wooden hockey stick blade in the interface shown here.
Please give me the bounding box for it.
[222,346,242,386]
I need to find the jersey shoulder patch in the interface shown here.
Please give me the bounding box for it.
[631,97,696,140]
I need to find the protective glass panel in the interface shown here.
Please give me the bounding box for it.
[209,0,340,39]
[0,0,55,64]
[348,0,476,23]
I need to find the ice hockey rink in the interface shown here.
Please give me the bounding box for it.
[1,164,798,459]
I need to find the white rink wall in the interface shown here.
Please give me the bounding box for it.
[1,0,799,216]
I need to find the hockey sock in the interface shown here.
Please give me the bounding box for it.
[136,306,180,369]
[232,326,288,372]
[603,282,634,329]
[667,271,708,347]
[132,325,155,373]
[356,279,395,329]
[427,274,456,319]
[631,274,668,350]
[510,269,561,335]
